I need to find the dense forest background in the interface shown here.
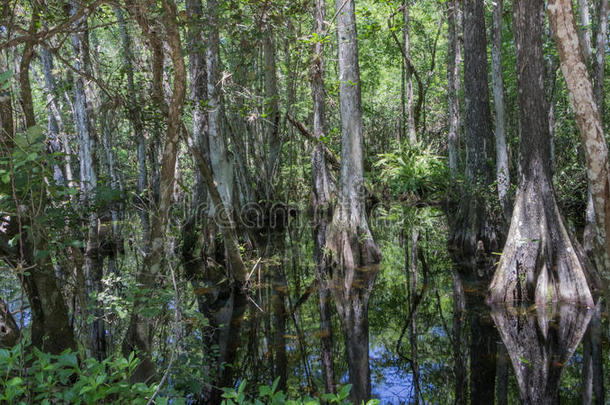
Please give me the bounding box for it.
[0,0,609,403]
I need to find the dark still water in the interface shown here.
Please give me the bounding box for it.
[365,284,606,404]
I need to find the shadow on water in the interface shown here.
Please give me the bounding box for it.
[490,303,592,405]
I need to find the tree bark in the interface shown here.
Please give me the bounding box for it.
[449,0,500,281]
[491,0,510,221]
[70,1,106,361]
[403,1,416,144]
[593,0,608,117]
[326,1,382,402]
[115,7,150,249]
[548,0,610,278]
[310,0,336,394]
[0,298,19,348]
[446,0,461,177]
[207,0,233,210]
[489,0,595,307]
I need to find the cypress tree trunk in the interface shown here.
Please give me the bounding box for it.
[449,0,500,280]
[325,1,382,402]
[446,0,461,177]
[488,0,595,307]
[310,0,336,394]
[70,2,106,361]
[491,0,510,221]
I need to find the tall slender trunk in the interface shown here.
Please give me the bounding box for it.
[593,0,608,118]
[326,1,382,402]
[446,0,461,177]
[207,0,233,210]
[491,0,510,221]
[577,0,593,64]
[311,0,336,394]
[115,7,149,247]
[70,2,106,361]
[403,1,416,144]
[122,0,187,382]
[263,25,281,185]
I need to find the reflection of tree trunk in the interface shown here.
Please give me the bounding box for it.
[491,304,592,405]
[582,302,605,405]
[466,289,496,404]
[452,273,467,405]
[408,230,419,404]
[496,343,509,405]
[271,247,288,391]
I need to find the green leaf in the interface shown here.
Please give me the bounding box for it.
[7,377,24,387]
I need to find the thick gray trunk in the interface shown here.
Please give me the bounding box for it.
[489,0,596,307]
[449,0,500,280]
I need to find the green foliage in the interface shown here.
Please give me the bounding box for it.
[221,379,380,405]
[0,342,179,404]
[375,141,448,200]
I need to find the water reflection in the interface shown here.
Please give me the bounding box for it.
[490,303,593,404]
